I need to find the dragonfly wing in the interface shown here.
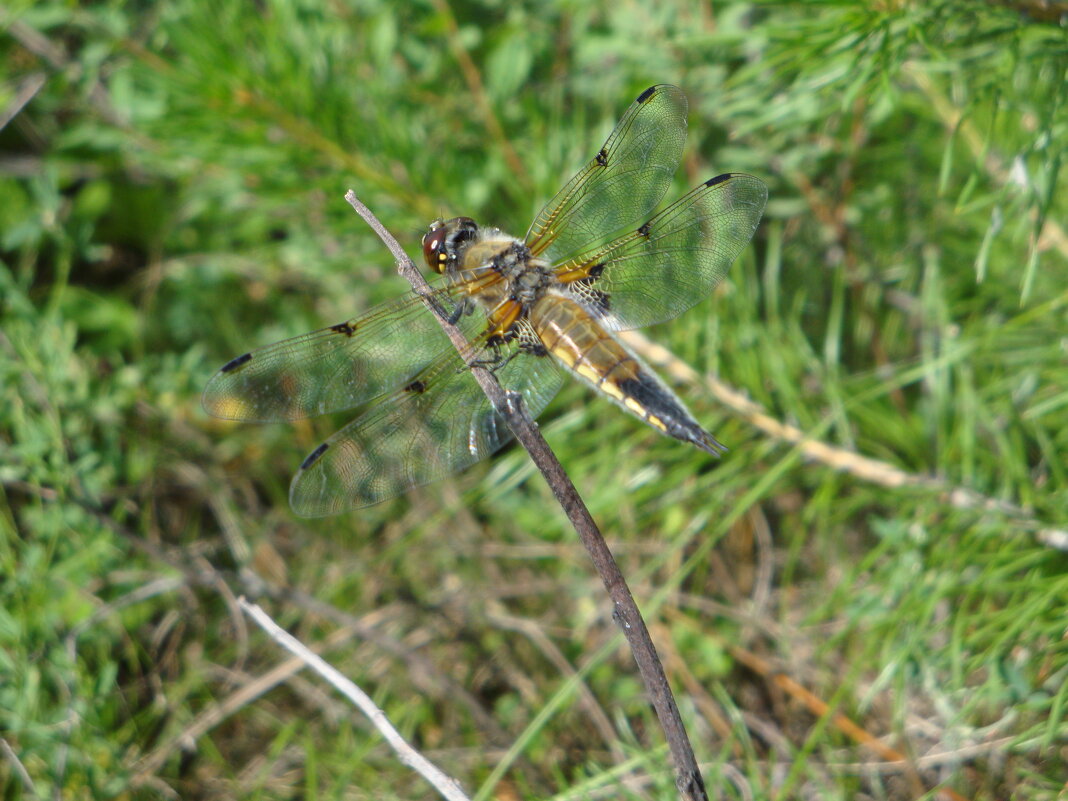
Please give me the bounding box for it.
[289,339,564,516]
[525,84,688,264]
[555,173,768,330]
[202,284,485,422]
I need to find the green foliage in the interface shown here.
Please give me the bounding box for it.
[2,0,1066,798]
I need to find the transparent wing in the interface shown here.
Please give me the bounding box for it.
[525,84,688,264]
[555,173,768,330]
[202,282,489,422]
[289,335,564,516]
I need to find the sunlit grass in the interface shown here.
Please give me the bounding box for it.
[2,0,1066,798]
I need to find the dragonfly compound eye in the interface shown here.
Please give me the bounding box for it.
[422,222,449,273]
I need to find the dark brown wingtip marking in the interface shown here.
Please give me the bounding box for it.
[587,288,610,315]
[403,379,427,394]
[300,443,329,470]
[221,352,252,373]
[705,173,732,187]
[330,321,356,336]
[637,85,657,103]
[596,148,608,167]
[637,221,652,237]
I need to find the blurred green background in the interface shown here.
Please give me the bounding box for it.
[2,0,1067,798]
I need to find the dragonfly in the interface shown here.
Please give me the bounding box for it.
[203,84,767,517]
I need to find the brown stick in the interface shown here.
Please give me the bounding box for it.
[344,191,710,801]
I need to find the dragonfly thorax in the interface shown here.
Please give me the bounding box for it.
[426,217,556,321]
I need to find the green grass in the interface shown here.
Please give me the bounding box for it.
[2,0,1067,798]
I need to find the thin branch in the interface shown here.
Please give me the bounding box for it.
[344,191,711,801]
[620,330,1068,551]
[0,72,46,132]
[71,494,521,779]
[0,738,35,793]
[238,598,472,801]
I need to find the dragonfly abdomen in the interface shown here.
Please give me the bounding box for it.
[530,295,725,455]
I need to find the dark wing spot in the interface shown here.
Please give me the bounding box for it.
[404,379,427,394]
[587,262,605,279]
[636,85,657,104]
[330,321,356,336]
[596,148,608,167]
[300,443,329,470]
[588,289,610,314]
[637,221,652,237]
[569,279,611,317]
[705,173,731,187]
[221,353,252,373]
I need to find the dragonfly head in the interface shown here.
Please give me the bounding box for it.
[422,216,479,274]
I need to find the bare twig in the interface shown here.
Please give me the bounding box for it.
[622,330,1068,551]
[69,493,523,781]
[238,598,472,801]
[0,738,35,792]
[344,191,711,801]
[0,72,46,132]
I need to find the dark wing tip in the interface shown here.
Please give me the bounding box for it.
[202,352,256,419]
[299,442,330,470]
[220,352,253,373]
[636,85,658,103]
[705,173,733,187]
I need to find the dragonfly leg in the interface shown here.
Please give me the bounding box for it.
[469,339,511,370]
[445,296,476,325]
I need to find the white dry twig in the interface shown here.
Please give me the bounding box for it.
[238,597,472,801]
